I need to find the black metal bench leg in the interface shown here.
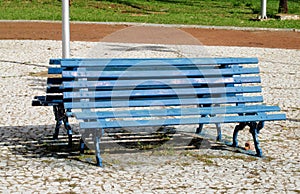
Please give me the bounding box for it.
[232,122,246,147]
[63,116,72,148]
[79,138,85,154]
[249,122,263,157]
[53,105,73,147]
[53,120,62,140]
[196,103,208,134]
[216,123,222,141]
[196,123,204,134]
[53,105,62,140]
[196,113,208,134]
[94,129,103,167]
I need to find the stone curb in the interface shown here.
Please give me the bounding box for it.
[0,19,299,32]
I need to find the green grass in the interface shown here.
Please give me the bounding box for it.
[0,0,299,29]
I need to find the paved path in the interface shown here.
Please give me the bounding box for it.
[1,21,300,49]
[0,39,299,193]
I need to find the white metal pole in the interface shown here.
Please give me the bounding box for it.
[62,0,70,58]
[261,0,267,19]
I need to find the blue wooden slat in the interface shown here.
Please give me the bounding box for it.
[63,96,263,109]
[62,67,260,79]
[73,105,281,120]
[47,78,62,85]
[59,64,233,73]
[46,95,63,103]
[63,86,261,99]
[58,57,258,67]
[49,59,62,65]
[46,86,62,93]
[63,76,261,89]
[48,67,62,74]
[79,114,286,129]
[32,100,61,106]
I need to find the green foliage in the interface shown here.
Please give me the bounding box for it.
[0,0,299,29]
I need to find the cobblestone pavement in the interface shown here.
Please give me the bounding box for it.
[0,40,299,193]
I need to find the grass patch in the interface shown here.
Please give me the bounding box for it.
[41,159,53,164]
[69,183,78,188]
[193,154,215,166]
[183,150,259,166]
[29,71,61,78]
[54,177,70,183]
[151,144,176,156]
[0,0,299,29]
[263,156,276,162]
[127,161,145,165]
[77,153,95,162]
[182,151,215,166]
[29,71,48,77]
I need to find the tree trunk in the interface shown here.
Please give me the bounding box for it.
[278,0,288,13]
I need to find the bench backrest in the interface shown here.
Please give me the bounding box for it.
[60,57,261,105]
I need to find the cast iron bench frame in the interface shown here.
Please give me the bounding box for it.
[32,60,73,146]
[56,57,286,167]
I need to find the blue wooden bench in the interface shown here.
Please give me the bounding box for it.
[56,57,285,167]
[33,57,286,166]
[32,60,73,146]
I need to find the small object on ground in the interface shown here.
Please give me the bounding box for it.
[245,141,254,151]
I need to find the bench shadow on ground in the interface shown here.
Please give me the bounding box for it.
[0,124,256,166]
